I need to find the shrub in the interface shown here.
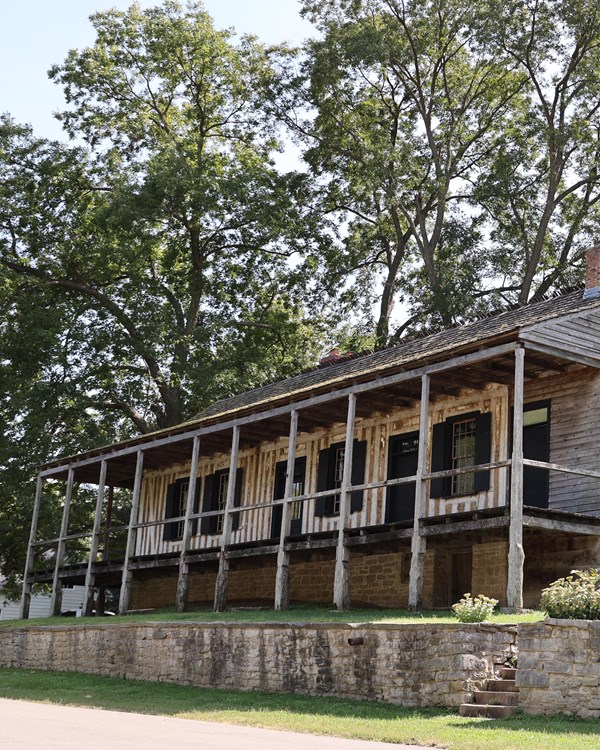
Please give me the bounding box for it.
[540,568,600,620]
[452,593,498,622]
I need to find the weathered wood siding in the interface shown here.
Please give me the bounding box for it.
[136,384,511,556]
[525,370,600,516]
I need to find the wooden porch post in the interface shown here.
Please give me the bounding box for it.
[82,459,107,616]
[176,435,201,613]
[408,374,430,610]
[333,393,356,611]
[118,450,144,616]
[19,475,44,620]
[274,409,299,610]
[214,425,240,612]
[50,468,75,617]
[507,346,525,609]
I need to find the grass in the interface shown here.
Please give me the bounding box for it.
[1,668,599,750]
[0,604,545,629]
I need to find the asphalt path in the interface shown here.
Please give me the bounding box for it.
[0,698,436,750]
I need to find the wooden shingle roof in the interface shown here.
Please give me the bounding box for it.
[196,289,600,422]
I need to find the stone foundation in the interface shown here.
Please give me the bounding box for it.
[0,621,516,708]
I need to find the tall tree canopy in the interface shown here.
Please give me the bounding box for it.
[0,1,333,589]
[298,0,600,344]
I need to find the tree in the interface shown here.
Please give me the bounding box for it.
[0,2,335,588]
[1,2,331,436]
[297,0,600,344]
[475,0,600,303]
[299,0,524,344]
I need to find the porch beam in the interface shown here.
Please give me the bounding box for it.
[176,435,201,613]
[408,374,430,610]
[507,346,525,610]
[333,393,356,610]
[274,409,299,610]
[83,460,107,616]
[50,468,75,617]
[118,450,144,615]
[523,514,600,536]
[19,475,44,619]
[39,342,519,479]
[214,425,240,612]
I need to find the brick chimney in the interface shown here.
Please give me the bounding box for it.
[584,242,600,299]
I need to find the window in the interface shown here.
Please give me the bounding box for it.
[315,439,367,516]
[451,418,477,495]
[163,477,199,542]
[521,400,551,508]
[200,468,243,535]
[430,411,492,499]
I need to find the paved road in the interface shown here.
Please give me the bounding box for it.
[0,699,434,750]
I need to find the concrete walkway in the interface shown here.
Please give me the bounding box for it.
[0,698,436,750]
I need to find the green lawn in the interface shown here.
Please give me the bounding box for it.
[0,668,598,750]
[0,604,545,628]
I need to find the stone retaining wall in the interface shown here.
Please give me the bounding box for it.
[518,619,600,718]
[0,621,516,708]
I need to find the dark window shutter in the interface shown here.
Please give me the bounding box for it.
[350,440,367,512]
[201,474,215,534]
[315,447,331,516]
[231,467,243,531]
[430,422,448,498]
[474,411,492,492]
[270,461,286,538]
[163,482,178,541]
[190,479,201,536]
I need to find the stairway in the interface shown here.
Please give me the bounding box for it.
[459,666,519,718]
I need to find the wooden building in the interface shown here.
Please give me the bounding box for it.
[19,246,600,618]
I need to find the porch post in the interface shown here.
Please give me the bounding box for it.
[274,409,299,610]
[333,393,356,610]
[214,425,240,612]
[507,345,525,609]
[118,450,144,616]
[19,475,44,620]
[50,467,75,617]
[408,373,430,610]
[176,435,201,613]
[83,459,107,616]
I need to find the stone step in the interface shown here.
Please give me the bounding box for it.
[499,667,517,680]
[459,703,519,719]
[487,678,518,692]
[474,690,519,706]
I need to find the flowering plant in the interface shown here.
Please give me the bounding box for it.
[540,569,600,619]
[452,593,498,622]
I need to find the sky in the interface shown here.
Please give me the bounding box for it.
[0,0,315,141]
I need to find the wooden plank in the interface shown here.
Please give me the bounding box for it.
[346,527,414,545]
[83,459,107,616]
[214,426,240,612]
[507,347,524,610]
[274,409,298,610]
[520,337,600,369]
[423,515,509,536]
[19,475,44,619]
[409,374,430,610]
[118,450,144,615]
[523,514,600,536]
[38,342,518,479]
[176,435,201,613]
[333,394,356,610]
[50,468,75,617]
[523,457,600,480]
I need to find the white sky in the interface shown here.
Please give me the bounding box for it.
[0,0,315,141]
